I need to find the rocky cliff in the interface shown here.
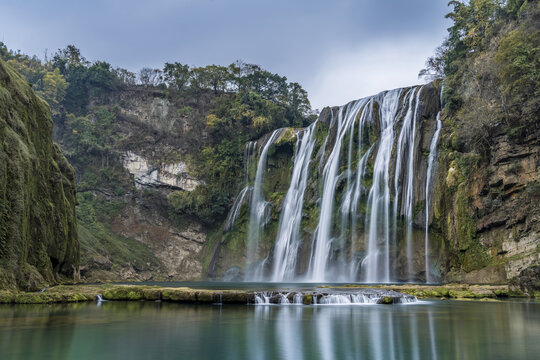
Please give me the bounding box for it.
[207,79,539,288]
[432,99,540,285]
[56,88,214,281]
[0,59,78,290]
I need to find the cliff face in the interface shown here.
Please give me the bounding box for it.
[209,83,444,282]
[0,59,78,291]
[432,110,540,285]
[55,88,213,281]
[207,80,539,288]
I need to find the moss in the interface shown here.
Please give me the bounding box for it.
[102,286,146,301]
[302,294,313,304]
[275,127,295,146]
[0,59,78,290]
[78,221,162,276]
[161,288,197,302]
[0,291,14,303]
[447,290,478,298]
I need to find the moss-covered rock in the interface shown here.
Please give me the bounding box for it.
[0,58,78,291]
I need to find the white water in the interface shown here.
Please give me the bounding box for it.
[269,121,318,281]
[224,186,251,232]
[235,84,441,283]
[224,141,257,232]
[308,99,368,281]
[363,89,404,283]
[246,129,282,277]
[392,86,424,282]
[252,290,417,305]
[424,112,442,283]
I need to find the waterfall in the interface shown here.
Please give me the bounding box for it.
[228,83,441,283]
[392,86,423,282]
[246,129,282,277]
[424,111,442,283]
[224,186,251,232]
[224,141,257,232]
[308,99,369,281]
[363,88,404,283]
[269,121,318,281]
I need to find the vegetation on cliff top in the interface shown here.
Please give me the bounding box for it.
[0,42,316,226]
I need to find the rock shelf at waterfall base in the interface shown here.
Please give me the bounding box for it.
[0,283,536,304]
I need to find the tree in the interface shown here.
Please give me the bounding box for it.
[114,67,136,86]
[163,62,190,90]
[138,67,162,87]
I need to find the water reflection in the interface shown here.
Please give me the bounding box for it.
[0,300,539,359]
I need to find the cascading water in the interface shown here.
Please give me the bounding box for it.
[224,141,257,232]
[308,99,369,281]
[224,186,251,232]
[424,112,442,283]
[392,86,424,282]
[269,121,318,281]
[363,88,404,283]
[251,290,417,305]
[246,129,282,278]
[234,83,441,283]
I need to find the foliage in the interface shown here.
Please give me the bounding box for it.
[138,67,163,87]
[423,0,539,153]
[163,62,190,90]
[1,42,317,228]
[0,42,68,115]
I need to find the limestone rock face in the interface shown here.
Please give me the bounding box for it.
[0,59,78,290]
[111,203,204,280]
[56,87,213,282]
[122,151,202,191]
[433,121,540,286]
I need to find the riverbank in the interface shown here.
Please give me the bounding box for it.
[0,283,538,304]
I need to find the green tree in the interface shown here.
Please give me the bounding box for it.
[163,62,191,90]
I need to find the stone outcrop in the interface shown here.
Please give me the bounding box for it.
[122,151,202,191]
[432,115,540,285]
[55,87,213,282]
[0,59,78,290]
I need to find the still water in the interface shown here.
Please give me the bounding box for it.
[1,300,539,360]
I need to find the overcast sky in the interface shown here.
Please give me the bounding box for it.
[0,0,451,110]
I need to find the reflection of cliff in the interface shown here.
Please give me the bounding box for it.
[0,304,76,360]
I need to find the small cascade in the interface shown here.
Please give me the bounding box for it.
[224,186,251,232]
[223,141,257,232]
[270,121,318,281]
[246,129,282,276]
[253,291,292,304]
[251,290,417,305]
[213,293,223,305]
[424,112,442,283]
[318,293,373,304]
[293,293,304,304]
